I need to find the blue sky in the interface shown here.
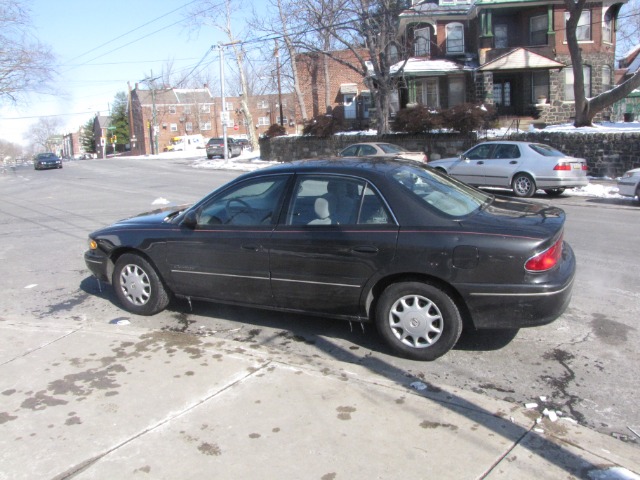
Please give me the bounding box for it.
[1,0,255,146]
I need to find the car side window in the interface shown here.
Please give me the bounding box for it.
[465,144,493,160]
[197,176,289,226]
[492,144,520,159]
[286,176,392,226]
[360,145,377,156]
[341,145,358,156]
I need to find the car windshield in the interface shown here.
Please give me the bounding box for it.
[528,143,565,157]
[378,143,407,154]
[389,164,491,217]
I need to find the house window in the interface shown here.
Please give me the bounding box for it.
[414,27,430,56]
[169,105,177,114]
[532,71,549,103]
[565,10,591,41]
[257,100,269,108]
[387,44,399,64]
[200,104,211,113]
[199,122,211,131]
[602,65,612,92]
[416,78,439,107]
[276,116,288,125]
[446,23,464,54]
[185,122,193,132]
[361,92,371,118]
[603,8,613,43]
[258,117,270,126]
[183,105,191,114]
[344,94,356,119]
[448,77,465,107]
[530,15,548,45]
[494,24,508,49]
[226,103,234,111]
[170,123,178,132]
[565,65,591,101]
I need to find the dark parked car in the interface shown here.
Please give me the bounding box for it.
[34,153,62,170]
[85,158,575,360]
[206,137,242,159]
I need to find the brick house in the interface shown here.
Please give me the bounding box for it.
[93,115,112,157]
[296,49,373,129]
[297,0,626,128]
[130,85,298,155]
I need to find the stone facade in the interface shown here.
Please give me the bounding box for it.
[260,131,640,178]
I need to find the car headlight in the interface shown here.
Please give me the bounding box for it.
[89,239,98,250]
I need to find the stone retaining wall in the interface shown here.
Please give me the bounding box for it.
[260,131,640,178]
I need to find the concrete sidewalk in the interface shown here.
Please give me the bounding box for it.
[0,319,638,480]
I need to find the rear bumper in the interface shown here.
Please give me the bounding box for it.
[455,242,576,329]
[535,176,588,189]
[617,179,639,198]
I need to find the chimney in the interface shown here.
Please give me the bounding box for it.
[204,83,208,90]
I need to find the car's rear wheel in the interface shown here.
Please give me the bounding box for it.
[375,282,462,361]
[544,188,565,196]
[207,154,213,159]
[113,253,170,315]
[512,173,536,197]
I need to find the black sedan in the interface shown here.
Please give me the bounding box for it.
[84,158,575,360]
[34,153,62,170]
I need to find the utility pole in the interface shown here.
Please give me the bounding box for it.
[275,39,284,127]
[217,40,241,162]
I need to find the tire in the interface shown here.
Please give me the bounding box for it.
[375,282,462,361]
[113,253,170,315]
[207,154,213,159]
[511,173,536,197]
[544,188,565,196]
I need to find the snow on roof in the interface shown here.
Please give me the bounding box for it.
[390,58,466,75]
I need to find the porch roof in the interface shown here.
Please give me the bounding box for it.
[478,47,565,72]
[389,58,469,77]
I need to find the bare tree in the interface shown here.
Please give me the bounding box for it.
[27,117,62,151]
[297,0,408,134]
[565,0,640,126]
[0,0,56,104]
[188,0,259,149]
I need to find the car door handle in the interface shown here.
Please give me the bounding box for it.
[241,244,260,251]
[509,161,518,164]
[352,246,379,254]
[476,161,484,165]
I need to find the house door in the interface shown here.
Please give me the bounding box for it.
[493,77,514,114]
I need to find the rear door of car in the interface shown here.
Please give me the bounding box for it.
[480,143,522,187]
[270,174,399,316]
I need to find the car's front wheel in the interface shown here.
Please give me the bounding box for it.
[113,253,170,315]
[512,173,536,197]
[375,282,462,361]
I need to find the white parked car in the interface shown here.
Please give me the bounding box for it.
[617,168,640,203]
[428,141,589,197]
[338,142,427,163]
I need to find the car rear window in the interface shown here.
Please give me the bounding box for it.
[378,144,406,154]
[207,138,223,144]
[528,144,564,157]
[389,164,491,217]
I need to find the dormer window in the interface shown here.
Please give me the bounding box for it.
[414,27,430,56]
[446,23,464,54]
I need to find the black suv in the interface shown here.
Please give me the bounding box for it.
[206,138,242,159]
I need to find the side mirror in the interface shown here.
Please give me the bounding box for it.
[181,209,198,229]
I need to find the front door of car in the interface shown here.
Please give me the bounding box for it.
[270,175,399,316]
[481,143,523,187]
[167,175,290,306]
[448,143,495,186]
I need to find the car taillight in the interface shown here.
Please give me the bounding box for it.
[581,164,588,171]
[553,163,572,171]
[525,235,563,272]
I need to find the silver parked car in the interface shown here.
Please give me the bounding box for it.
[338,142,427,163]
[428,141,588,197]
[617,168,640,203]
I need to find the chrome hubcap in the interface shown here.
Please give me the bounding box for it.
[388,294,443,349]
[119,264,151,306]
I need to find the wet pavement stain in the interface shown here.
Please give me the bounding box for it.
[198,442,221,456]
[590,314,634,346]
[47,364,126,396]
[65,416,82,426]
[0,412,18,424]
[420,421,459,431]
[336,406,356,420]
[541,348,585,423]
[249,433,261,439]
[20,391,68,411]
